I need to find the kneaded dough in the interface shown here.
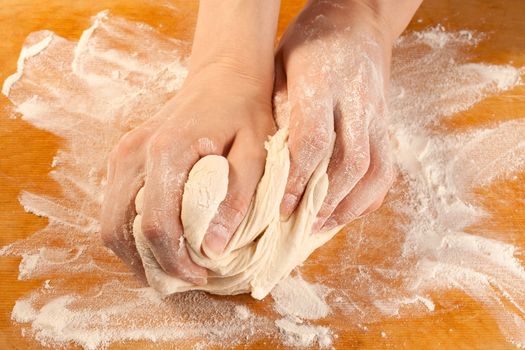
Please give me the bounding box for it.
[132,128,342,299]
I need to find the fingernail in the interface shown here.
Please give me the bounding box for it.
[322,218,339,231]
[203,223,229,256]
[280,193,299,220]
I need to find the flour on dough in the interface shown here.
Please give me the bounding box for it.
[133,128,342,299]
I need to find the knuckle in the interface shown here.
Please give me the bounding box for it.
[141,220,164,242]
[334,132,371,174]
[148,133,176,158]
[115,130,143,158]
[339,150,371,180]
[148,135,170,157]
[301,128,332,154]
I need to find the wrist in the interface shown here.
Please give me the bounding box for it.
[305,0,422,43]
[188,0,280,91]
[187,52,273,94]
[183,61,274,103]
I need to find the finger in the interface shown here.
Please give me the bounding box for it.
[203,130,268,256]
[141,136,208,285]
[361,196,387,216]
[314,103,371,229]
[100,132,146,280]
[279,82,333,219]
[321,128,394,231]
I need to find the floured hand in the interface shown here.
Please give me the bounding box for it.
[100,65,275,284]
[275,0,402,231]
[100,0,279,285]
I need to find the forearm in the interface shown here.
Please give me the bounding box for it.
[305,0,422,43]
[359,0,422,40]
[189,0,281,88]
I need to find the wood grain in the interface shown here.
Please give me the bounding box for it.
[0,0,524,349]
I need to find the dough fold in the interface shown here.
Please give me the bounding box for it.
[132,128,342,299]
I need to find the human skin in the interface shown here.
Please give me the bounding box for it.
[101,0,422,284]
[276,0,423,231]
[100,0,280,283]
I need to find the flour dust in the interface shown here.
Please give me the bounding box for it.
[1,11,524,349]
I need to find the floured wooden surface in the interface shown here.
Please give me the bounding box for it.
[1,1,524,349]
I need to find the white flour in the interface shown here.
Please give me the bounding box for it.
[272,274,332,321]
[272,274,334,348]
[275,318,333,348]
[302,26,525,347]
[1,12,524,349]
[1,31,53,96]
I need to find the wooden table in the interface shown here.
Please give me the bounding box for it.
[1,1,524,349]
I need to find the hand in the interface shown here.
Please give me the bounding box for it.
[101,65,275,284]
[276,0,399,231]
[101,0,279,284]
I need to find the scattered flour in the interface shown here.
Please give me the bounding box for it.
[1,31,54,96]
[1,12,524,350]
[275,318,333,348]
[234,305,252,320]
[43,279,51,289]
[309,24,525,347]
[272,274,332,321]
[271,274,334,347]
[12,299,37,323]
[18,253,40,280]
[372,295,435,317]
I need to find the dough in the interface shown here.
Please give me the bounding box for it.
[132,129,342,299]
